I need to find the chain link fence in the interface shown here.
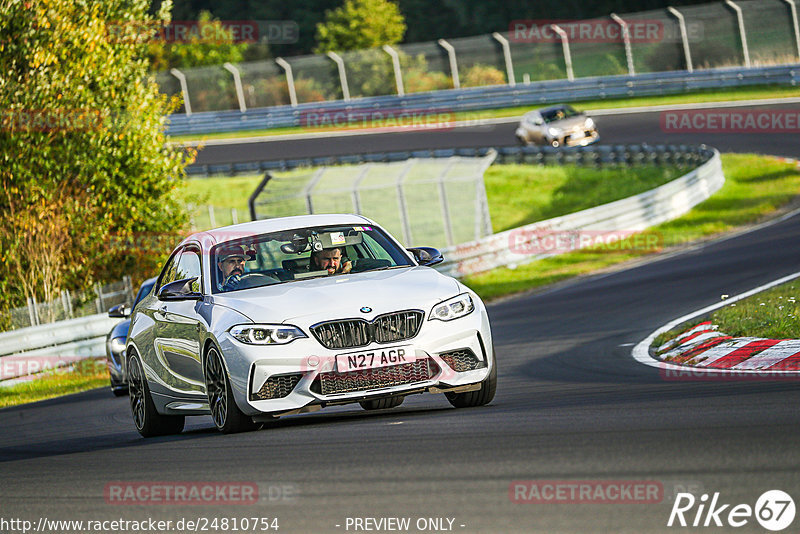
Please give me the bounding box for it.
[0,277,134,332]
[157,0,800,114]
[251,153,496,249]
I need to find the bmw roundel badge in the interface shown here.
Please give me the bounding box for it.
[360,306,372,313]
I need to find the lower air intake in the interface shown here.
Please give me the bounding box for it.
[438,348,485,372]
[316,359,438,395]
[251,373,303,400]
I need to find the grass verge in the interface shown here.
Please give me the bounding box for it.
[464,154,800,300]
[484,164,684,232]
[710,281,800,339]
[0,359,108,409]
[651,280,800,350]
[170,84,800,143]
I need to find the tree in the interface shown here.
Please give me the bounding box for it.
[314,0,406,53]
[147,10,250,71]
[0,0,195,317]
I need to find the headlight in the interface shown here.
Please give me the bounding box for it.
[585,117,594,128]
[430,293,475,321]
[547,127,562,137]
[230,324,306,345]
[109,336,126,355]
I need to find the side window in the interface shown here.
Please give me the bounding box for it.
[175,248,202,292]
[362,233,393,261]
[158,249,182,291]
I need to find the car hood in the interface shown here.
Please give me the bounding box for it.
[108,319,131,341]
[210,266,461,325]
[550,115,588,130]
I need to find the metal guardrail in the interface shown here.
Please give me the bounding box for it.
[194,143,707,178]
[0,313,118,381]
[434,146,722,278]
[168,64,800,137]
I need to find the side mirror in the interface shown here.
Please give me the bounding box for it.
[534,118,544,125]
[158,277,203,301]
[407,247,444,267]
[108,304,129,318]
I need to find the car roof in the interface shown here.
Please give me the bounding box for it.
[179,213,375,249]
[537,104,574,113]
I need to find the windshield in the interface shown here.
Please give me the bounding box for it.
[133,279,156,306]
[212,224,414,293]
[541,105,581,123]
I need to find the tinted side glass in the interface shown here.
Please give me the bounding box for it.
[176,248,202,293]
[158,250,182,291]
[133,280,156,306]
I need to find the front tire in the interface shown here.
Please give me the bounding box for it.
[128,354,185,437]
[359,396,404,410]
[204,347,259,434]
[445,358,497,408]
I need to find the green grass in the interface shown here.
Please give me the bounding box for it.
[652,280,800,351]
[710,282,800,339]
[180,174,263,229]
[464,154,800,300]
[484,164,684,232]
[0,359,109,409]
[170,84,800,143]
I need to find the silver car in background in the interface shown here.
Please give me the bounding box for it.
[515,104,599,148]
[125,214,496,437]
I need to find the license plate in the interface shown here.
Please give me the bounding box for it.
[336,346,415,373]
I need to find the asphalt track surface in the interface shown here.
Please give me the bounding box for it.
[3,102,800,533]
[192,101,800,166]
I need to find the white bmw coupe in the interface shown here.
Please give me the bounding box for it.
[126,214,496,436]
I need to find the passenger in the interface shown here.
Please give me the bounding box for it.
[310,247,352,275]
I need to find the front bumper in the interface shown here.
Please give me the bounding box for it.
[106,339,127,387]
[218,305,494,417]
[560,128,599,147]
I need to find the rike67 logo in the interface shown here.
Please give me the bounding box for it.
[668,490,795,531]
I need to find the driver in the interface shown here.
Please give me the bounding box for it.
[310,246,352,275]
[216,246,248,291]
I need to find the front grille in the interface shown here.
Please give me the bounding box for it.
[251,373,302,400]
[439,348,485,372]
[314,359,438,395]
[311,310,424,349]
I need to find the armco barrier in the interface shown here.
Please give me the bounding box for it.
[434,147,722,278]
[0,313,118,382]
[193,143,707,178]
[167,64,800,136]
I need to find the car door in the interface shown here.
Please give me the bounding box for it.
[152,245,206,396]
